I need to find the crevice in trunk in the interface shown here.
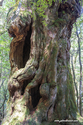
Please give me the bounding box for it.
[30,84,41,108]
[21,24,32,95]
[58,2,71,18]
[23,24,32,67]
[21,79,33,95]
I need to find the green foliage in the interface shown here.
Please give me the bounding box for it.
[0,32,11,118]
[30,0,63,26]
[0,1,12,121]
[0,0,16,34]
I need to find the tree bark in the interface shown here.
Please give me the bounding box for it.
[2,0,83,125]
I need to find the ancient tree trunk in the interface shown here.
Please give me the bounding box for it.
[2,0,82,125]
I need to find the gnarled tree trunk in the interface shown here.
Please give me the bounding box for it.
[2,0,82,125]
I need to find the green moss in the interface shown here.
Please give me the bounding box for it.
[49,81,56,87]
[65,68,77,119]
[55,66,78,120]
[76,112,83,125]
[52,18,66,27]
[25,109,29,117]
[44,54,48,59]
[9,118,20,125]
[41,122,58,125]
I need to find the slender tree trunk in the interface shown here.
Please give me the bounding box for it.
[71,55,78,108]
[2,0,83,125]
[75,23,82,116]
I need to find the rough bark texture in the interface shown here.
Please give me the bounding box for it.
[2,0,83,125]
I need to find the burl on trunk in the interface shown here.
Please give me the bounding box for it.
[2,0,82,125]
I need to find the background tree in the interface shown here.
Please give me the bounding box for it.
[0,0,14,123]
[0,32,11,123]
[1,0,83,125]
[70,12,83,117]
